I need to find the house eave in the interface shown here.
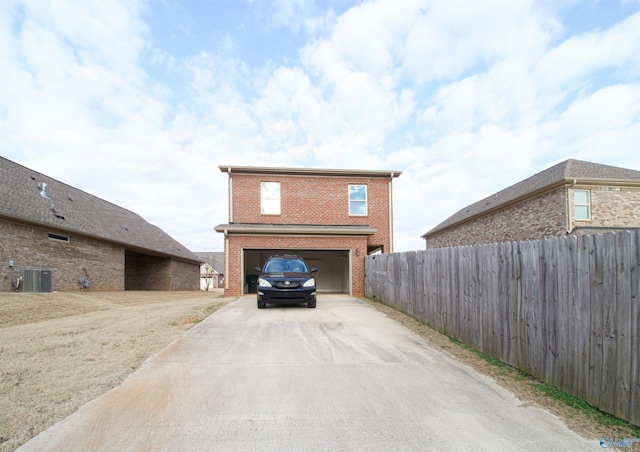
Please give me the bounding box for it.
[218,165,402,179]
[214,223,377,236]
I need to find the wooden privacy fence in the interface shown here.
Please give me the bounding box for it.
[364,231,639,426]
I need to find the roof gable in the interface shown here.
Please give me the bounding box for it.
[0,157,200,262]
[424,159,640,237]
[195,252,224,273]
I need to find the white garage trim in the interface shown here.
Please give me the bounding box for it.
[242,248,352,295]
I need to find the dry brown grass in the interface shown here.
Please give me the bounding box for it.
[0,290,231,451]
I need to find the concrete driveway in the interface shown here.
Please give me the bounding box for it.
[19,295,595,451]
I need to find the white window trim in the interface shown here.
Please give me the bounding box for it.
[348,184,368,216]
[261,181,281,215]
[574,189,591,221]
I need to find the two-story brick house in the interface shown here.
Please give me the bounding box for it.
[214,166,401,297]
[422,159,640,249]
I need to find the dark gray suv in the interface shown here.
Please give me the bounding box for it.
[255,255,318,309]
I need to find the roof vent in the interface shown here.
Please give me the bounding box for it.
[40,182,51,199]
[50,204,65,220]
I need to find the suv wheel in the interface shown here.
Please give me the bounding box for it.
[257,299,266,309]
[308,299,316,309]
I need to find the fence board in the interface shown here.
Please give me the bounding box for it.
[600,233,618,414]
[497,242,515,364]
[546,238,562,388]
[576,235,591,401]
[614,232,632,421]
[539,238,552,383]
[448,247,458,338]
[630,230,640,426]
[587,234,604,408]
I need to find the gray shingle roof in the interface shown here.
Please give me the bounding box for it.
[424,159,640,237]
[1,156,201,262]
[194,252,224,273]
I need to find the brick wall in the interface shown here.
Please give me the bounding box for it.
[231,173,392,250]
[125,251,200,290]
[426,187,568,249]
[170,259,201,291]
[0,218,125,291]
[426,184,640,249]
[125,252,170,290]
[225,234,368,296]
[572,185,640,230]
[1,218,200,292]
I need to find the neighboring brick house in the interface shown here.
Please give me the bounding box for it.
[0,156,202,292]
[214,166,402,296]
[422,159,640,249]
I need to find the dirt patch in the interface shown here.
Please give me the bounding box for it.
[0,290,231,451]
[361,298,640,450]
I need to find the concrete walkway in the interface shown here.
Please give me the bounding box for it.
[19,295,597,451]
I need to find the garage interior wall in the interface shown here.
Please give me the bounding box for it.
[243,249,350,294]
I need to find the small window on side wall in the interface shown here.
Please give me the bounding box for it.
[349,185,367,216]
[574,189,591,220]
[261,182,280,215]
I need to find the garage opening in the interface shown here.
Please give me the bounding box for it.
[243,249,350,295]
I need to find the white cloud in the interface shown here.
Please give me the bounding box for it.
[537,11,640,88]
[540,84,640,161]
[2,0,639,253]
[270,0,316,33]
[400,0,557,83]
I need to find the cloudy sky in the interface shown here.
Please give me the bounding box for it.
[2,0,639,252]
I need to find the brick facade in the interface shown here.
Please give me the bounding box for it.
[572,185,640,231]
[217,167,400,297]
[230,173,392,250]
[426,187,568,248]
[0,219,200,292]
[225,234,368,297]
[0,218,124,291]
[426,184,640,249]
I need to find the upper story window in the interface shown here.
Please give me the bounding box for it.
[574,189,591,220]
[261,182,280,215]
[349,184,367,216]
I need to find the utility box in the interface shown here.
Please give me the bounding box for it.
[20,270,52,292]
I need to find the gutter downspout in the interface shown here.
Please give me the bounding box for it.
[228,167,233,223]
[389,172,394,253]
[225,167,232,292]
[223,229,229,291]
[566,179,577,234]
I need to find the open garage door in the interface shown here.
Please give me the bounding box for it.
[243,249,350,295]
